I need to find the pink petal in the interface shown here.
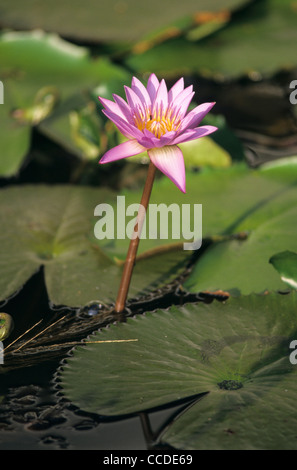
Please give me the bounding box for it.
[171,86,194,119]
[147,73,159,103]
[131,76,152,110]
[98,96,128,122]
[102,109,143,140]
[124,86,146,116]
[168,77,184,104]
[112,94,134,123]
[152,79,168,115]
[148,145,186,193]
[180,102,216,132]
[138,129,161,148]
[138,129,177,149]
[99,139,146,164]
[159,130,177,146]
[171,125,218,145]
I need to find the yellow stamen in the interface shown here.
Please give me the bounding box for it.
[134,106,180,138]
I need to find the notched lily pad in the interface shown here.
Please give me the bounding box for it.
[58,292,297,449]
[184,204,297,296]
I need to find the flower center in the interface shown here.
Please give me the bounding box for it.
[134,107,180,139]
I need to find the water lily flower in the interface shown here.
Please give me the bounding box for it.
[98,74,217,193]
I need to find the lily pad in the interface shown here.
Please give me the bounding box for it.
[126,0,297,78]
[59,292,297,449]
[181,160,297,296]
[269,251,297,289]
[0,94,31,177]
[0,185,189,307]
[184,205,297,296]
[97,162,297,261]
[0,0,251,44]
[0,31,130,175]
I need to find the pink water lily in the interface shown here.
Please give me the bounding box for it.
[98,74,217,193]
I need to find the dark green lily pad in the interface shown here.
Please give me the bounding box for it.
[126,0,297,78]
[59,292,297,449]
[0,0,251,44]
[0,185,189,307]
[269,251,297,290]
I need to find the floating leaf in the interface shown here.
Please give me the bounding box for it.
[0,95,31,177]
[184,202,297,296]
[59,292,297,449]
[0,185,189,307]
[126,0,297,78]
[269,251,297,289]
[0,0,251,44]
[97,162,297,260]
[0,31,130,175]
[180,161,297,296]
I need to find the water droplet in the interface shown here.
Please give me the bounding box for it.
[77,301,105,318]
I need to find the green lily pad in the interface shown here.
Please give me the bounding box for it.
[181,160,297,296]
[0,94,31,177]
[269,251,297,289]
[184,205,297,296]
[0,185,189,307]
[0,31,130,175]
[126,0,297,78]
[97,162,297,261]
[183,157,297,296]
[0,0,251,44]
[59,292,297,449]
